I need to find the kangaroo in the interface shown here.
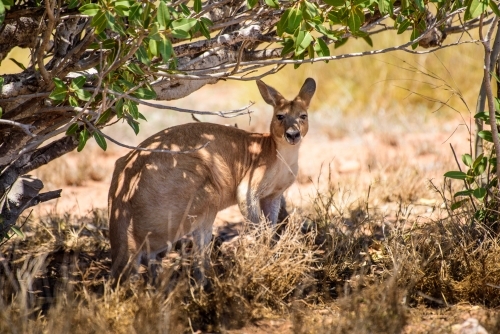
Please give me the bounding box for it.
[108,78,316,280]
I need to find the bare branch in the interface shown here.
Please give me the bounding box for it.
[0,120,36,137]
[101,88,255,117]
[84,120,211,154]
[36,0,56,84]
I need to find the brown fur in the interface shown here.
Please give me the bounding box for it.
[108,78,316,279]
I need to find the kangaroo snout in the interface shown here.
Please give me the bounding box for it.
[285,128,301,145]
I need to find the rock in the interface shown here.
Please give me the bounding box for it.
[451,318,488,334]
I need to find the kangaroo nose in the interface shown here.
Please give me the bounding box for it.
[285,129,301,144]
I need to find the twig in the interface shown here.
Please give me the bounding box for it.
[231,40,248,75]
[0,119,36,137]
[84,120,211,154]
[96,88,255,118]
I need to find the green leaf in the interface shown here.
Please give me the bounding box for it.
[97,109,112,125]
[149,38,158,56]
[126,100,139,118]
[454,189,474,197]
[295,30,314,55]
[303,0,320,20]
[142,2,152,28]
[66,123,80,135]
[410,27,419,50]
[473,156,488,175]
[473,187,487,201]
[10,226,25,239]
[277,9,290,36]
[334,37,348,48]
[80,3,101,16]
[265,0,279,8]
[49,87,68,101]
[478,130,494,142]
[171,18,197,39]
[70,76,86,90]
[444,171,467,180]
[179,3,191,16]
[323,0,346,5]
[132,87,157,100]
[93,131,107,151]
[9,58,27,70]
[106,11,122,34]
[200,17,214,27]
[68,0,79,9]
[474,111,489,121]
[462,154,473,167]
[378,0,392,14]
[314,24,337,40]
[171,18,198,31]
[75,89,92,101]
[88,39,118,50]
[92,10,108,34]
[127,119,140,134]
[413,0,424,11]
[116,99,124,118]
[293,52,305,69]
[397,19,411,34]
[135,45,151,65]
[194,0,202,12]
[77,129,90,152]
[451,199,467,210]
[0,76,3,90]
[199,20,211,39]
[138,112,147,121]
[0,2,4,26]
[490,0,500,16]
[53,77,67,89]
[247,0,258,8]
[287,8,303,34]
[347,7,362,32]
[69,95,79,107]
[114,0,135,16]
[465,0,488,20]
[158,36,173,62]
[362,35,373,47]
[0,107,3,119]
[157,1,171,29]
[127,63,145,75]
[314,38,330,62]
[281,38,295,56]
[129,3,141,21]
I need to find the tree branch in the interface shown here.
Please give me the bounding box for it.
[480,15,500,187]
[0,119,36,137]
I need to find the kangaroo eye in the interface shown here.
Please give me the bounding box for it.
[276,115,285,121]
[300,114,308,120]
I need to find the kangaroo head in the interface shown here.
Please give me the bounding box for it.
[256,78,316,146]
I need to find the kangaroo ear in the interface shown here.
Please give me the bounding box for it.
[256,80,285,107]
[296,78,316,109]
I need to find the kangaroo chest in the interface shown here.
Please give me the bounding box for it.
[258,157,298,199]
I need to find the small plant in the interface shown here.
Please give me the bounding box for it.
[444,111,500,228]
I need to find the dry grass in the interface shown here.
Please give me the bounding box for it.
[2,176,500,333]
